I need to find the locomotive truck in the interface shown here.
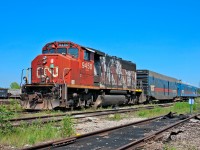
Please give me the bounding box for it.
[20,41,142,110]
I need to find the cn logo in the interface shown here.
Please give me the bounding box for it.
[37,67,58,78]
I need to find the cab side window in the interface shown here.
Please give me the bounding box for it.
[68,48,78,58]
[84,50,90,61]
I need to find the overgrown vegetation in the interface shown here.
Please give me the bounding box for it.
[0,99,23,119]
[0,108,75,148]
[108,114,122,121]
[0,105,14,134]
[7,99,22,112]
[135,99,200,118]
[164,145,177,150]
[195,97,200,112]
[0,98,200,148]
[61,116,75,137]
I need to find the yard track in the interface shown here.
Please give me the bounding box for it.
[22,112,200,150]
[8,103,172,127]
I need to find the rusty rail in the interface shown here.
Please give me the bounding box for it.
[22,113,199,150]
[9,103,172,127]
[116,113,200,150]
[22,115,162,150]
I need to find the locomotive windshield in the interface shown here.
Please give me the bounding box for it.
[57,48,67,54]
[42,48,67,54]
[42,47,78,58]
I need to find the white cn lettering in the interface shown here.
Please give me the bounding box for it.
[37,67,59,78]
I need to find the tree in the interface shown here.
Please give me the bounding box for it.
[10,82,20,89]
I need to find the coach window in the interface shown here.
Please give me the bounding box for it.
[84,50,90,61]
[68,48,78,58]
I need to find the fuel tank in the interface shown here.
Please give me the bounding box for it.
[94,95,128,107]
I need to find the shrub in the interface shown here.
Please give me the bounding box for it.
[0,105,14,134]
[61,116,75,137]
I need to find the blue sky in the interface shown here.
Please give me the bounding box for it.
[0,0,200,88]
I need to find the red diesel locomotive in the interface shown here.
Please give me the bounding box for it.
[21,41,142,110]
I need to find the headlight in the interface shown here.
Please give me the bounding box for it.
[46,76,50,83]
[42,56,47,64]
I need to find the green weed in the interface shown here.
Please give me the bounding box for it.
[0,105,14,134]
[164,144,177,150]
[135,101,199,118]
[61,116,75,137]
[0,116,75,148]
[108,114,122,121]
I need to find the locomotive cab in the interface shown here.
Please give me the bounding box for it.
[32,41,95,85]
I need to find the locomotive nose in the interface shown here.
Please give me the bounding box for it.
[33,55,59,83]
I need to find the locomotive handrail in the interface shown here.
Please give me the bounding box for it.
[20,69,25,87]
[63,68,71,100]
[20,68,32,87]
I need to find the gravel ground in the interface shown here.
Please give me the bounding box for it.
[142,117,200,150]
[75,114,145,135]
[1,114,200,150]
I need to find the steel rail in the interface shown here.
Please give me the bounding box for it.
[116,113,200,150]
[9,103,172,122]
[10,106,153,127]
[10,104,173,127]
[22,115,162,150]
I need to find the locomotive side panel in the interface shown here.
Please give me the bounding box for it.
[99,55,136,90]
[79,49,94,86]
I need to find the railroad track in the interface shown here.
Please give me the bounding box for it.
[22,113,200,150]
[0,99,11,105]
[8,103,172,127]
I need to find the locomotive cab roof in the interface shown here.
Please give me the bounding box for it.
[42,41,135,66]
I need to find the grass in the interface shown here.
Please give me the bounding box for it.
[0,116,75,148]
[2,99,22,113]
[108,114,122,121]
[1,98,200,148]
[106,98,200,120]
[164,145,177,150]
[135,98,200,118]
